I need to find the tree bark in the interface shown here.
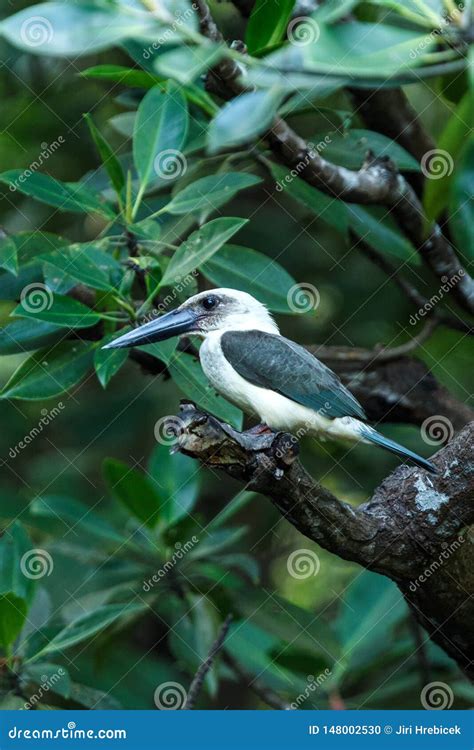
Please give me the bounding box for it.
[171,403,474,680]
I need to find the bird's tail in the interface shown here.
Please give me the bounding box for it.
[360,427,438,473]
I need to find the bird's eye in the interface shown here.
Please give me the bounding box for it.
[201,295,218,311]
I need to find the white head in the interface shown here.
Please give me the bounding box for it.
[103,288,279,349]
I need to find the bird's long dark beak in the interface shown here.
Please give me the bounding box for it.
[102,308,198,350]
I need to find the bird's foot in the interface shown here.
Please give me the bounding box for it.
[248,422,273,436]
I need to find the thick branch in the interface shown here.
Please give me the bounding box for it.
[172,404,474,678]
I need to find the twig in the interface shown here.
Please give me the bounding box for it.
[183,614,233,709]
[225,653,291,710]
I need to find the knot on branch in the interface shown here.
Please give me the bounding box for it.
[168,402,299,480]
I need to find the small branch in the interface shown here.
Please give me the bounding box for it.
[194,0,474,316]
[225,653,291,710]
[183,614,233,709]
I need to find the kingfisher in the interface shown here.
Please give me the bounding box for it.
[104,288,437,473]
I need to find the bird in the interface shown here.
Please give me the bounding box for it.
[104,288,437,473]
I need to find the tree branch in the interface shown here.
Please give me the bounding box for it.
[194,1,474,316]
[172,404,474,679]
[183,614,233,709]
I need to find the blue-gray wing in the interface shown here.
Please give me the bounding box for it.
[221,330,366,420]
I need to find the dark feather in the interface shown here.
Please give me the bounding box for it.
[221,330,366,420]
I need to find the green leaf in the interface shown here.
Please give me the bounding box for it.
[246,0,296,53]
[319,129,420,171]
[0,522,36,649]
[165,173,261,215]
[103,458,160,529]
[133,84,188,194]
[81,64,162,89]
[28,603,146,662]
[0,234,18,275]
[332,571,406,683]
[40,244,121,292]
[161,217,248,285]
[148,444,200,527]
[449,139,474,257]
[155,44,225,85]
[423,93,472,224]
[268,161,348,232]
[94,338,129,388]
[347,205,419,263]
[30,495,123,546]
[208,88,284,153]
[0,341,95,400]
[0,593,27,650]
[23,663,71,700]
[0,171,115,219]
[12,294,101,329]
[202,244,296,312]
[0,2,155,57]
[169,352,243,428]
[85,114,125,197]
[0,319,63,355]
